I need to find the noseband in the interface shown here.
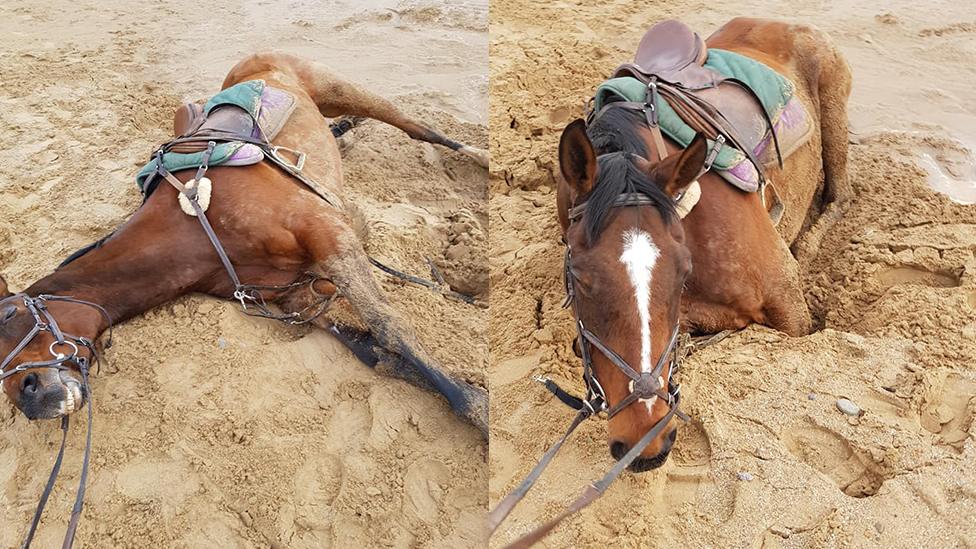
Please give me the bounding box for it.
[489,185,689,547]
[0,293,113,549]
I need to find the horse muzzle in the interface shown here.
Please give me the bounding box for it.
[18,369,86,420]
[610,427,677,472]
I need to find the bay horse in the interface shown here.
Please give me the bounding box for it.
[0,52,489,545]
[0,49,488,547]
[491,17,850,545]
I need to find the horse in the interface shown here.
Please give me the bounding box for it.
[0,52,488,436]
[490,17,851,545]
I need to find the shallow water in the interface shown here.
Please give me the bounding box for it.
[916,150,976,204]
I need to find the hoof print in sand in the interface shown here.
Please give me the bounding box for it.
[782,422,887,498]
[919,374,976,452]
[665,421,734,521]
[873,265,960,290]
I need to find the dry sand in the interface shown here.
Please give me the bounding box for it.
[490,1,976,548]
[0,0,487,547]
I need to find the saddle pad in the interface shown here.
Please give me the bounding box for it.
[594,49,812,192]
[136,80,297,195]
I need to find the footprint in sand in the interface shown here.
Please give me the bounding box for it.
[919,374,976,453]
[665,421,733,521]
[288,454,344,540]
[404,457,452,523]
[782,422,887,498]
[873,265,960,290]
[325,383,373,453]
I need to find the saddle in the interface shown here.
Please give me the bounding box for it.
[171,103,254,153]
[137,80,342,209]
[599,20,783,189]
[621,20,713,89]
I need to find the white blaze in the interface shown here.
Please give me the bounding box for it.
[619,229,660,410]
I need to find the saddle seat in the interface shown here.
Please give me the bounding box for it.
[170,103,255,153]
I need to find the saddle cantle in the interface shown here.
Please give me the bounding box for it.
[619,20,716,89]
[171,104,255,153]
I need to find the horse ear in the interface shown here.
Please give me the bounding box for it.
[652,132,708,197]
[559,119,597,198]
[0,275,9,298]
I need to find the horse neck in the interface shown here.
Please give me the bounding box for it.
[24,233,204,338]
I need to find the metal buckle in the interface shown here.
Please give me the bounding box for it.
[702,134,725,173]
[233,290,251,309]
[271,146,307,172]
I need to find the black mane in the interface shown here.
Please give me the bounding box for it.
[582,106,677,244]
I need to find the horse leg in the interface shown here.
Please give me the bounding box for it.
[268,54,488,167]
[300,227,488,435]
[681,299,755,335]
[791,26,854,266]
[272,276,443,398]
[762,237,814,336]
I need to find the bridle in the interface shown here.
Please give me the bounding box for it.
[0,293,113,549]
[488,176,689,547]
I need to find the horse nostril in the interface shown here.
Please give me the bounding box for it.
[22,373,39,395]
[610,440,629,461]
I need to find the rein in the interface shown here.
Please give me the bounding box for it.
[488,189,689,546]
[0,293,113,549]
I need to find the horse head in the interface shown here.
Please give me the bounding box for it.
[0,277,91,420]
[557,119,705,471]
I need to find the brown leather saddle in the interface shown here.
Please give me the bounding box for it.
[619,19,713,88]
[170,103,254,153]
[152,97,339,208]
[596,20,783,188]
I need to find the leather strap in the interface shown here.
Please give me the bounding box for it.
[487,409,591,534]
[0,295,107,549]
[502,405,680,548]
[158,163,245,292]
[568,192,659,222]
[21,417,69,548]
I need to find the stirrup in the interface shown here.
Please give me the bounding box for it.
[270,145,307,171]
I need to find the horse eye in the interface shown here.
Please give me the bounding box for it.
[1,306,15,323]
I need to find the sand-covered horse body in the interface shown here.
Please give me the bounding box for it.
[0,52,489,433]
[555,17,851,469]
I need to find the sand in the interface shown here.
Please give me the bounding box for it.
[489,1,976,548]
[0,0,487,547]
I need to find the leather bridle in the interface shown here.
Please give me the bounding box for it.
[488,183,689,547]
[0,293,113,549]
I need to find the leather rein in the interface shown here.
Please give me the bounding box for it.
[488,185,689,547]
[0,293,113,549]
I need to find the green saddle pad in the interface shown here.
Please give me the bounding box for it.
[593,49,794,170]
[135,80,266,193]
